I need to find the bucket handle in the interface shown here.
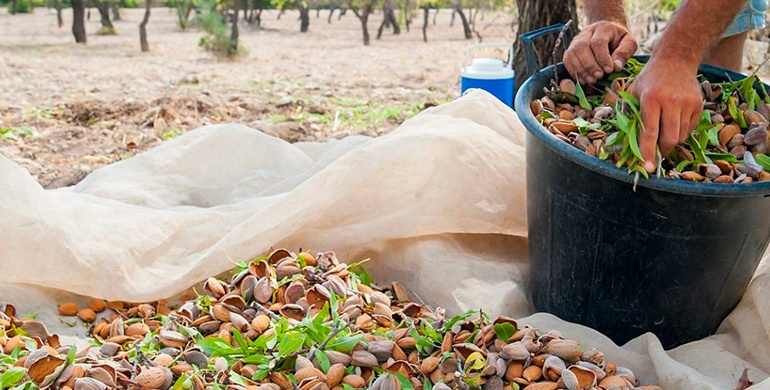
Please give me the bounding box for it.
[464,42,515,70]
[519,24,573,79]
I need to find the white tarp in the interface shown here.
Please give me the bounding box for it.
[1,89,768,389]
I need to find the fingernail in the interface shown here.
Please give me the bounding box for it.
[586,77,595,84]
[645,161,655,173]
[614,59,624,70]
[593,70,603,79]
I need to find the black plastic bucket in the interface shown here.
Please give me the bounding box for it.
[514,28,770,349]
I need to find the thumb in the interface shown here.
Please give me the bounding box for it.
[610,34,638,71]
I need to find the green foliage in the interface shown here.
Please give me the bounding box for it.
[197,0,242,59]
[7,0,32,13]
[120,0,139,7]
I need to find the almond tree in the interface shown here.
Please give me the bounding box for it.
[139,0,152,51]
[344,0,379,45]
[72,0,87,43]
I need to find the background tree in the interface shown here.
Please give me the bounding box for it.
[140,0,152,51]
[53,0,64,27]
[72,0,88,43]
[512,0,577,92]
[376,0,399,39]
[451,0,471,39]
[297,0,310,32]
[344,0,378,45]
[90,0,116,33]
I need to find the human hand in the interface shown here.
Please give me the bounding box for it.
[564,21,638,84]
[629,58,704,173]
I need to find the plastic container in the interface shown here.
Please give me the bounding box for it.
[461,44,515,107]
[514,25,770,349]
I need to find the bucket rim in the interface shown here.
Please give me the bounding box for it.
[514,55,770,197]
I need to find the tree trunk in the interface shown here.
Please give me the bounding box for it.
[360,14,369,45]
[111,2,121,20]
[513,0,578,92]
[338,7,345,19]
[316,7,319,17]
[449,8,454,27]
[297,0,309,32]
[421,6,428,42]
[139,0,151,52]
[350,4,372,46]
[376,0,398,39]
[231,0,240,55]
[91,0,114,29]
[55,0,64,27]
[453,2,471,39]
[256,8,262,26]
[277,8,285,19]
[72,0,87,43]
[328,8,334,23]
[10,0,16,14]
[432,8,437,25]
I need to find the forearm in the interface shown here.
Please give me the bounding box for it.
[582,0,628,26]
[652,0,747,71]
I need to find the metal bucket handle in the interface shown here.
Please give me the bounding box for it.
[519,24,573,80]
[463,42,515,70]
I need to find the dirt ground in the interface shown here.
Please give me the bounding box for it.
[1,8,769,188]
[0,7,519,188]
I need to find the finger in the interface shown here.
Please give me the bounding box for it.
[683,110,701,144]
[659,103,681,157]
[564,48,582,80]
[570,38,604,84]
[610,34,638,71]
[640,96,661,173]
[590,26,616,74]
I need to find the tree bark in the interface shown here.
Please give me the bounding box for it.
[139,0,151,52]
[297,0,310,32]
[327,8,334,23]
[376,0,398,39]
[72,0,88,43]
[231,0,240,55]
[421,6,428,42]
[349,2,373,46]
[55,0,64,27]
[513,0,578,92]
[338,7,345,19]
[316,7,319,17]
[432,8,437,25]
[91,0,114,29]
[453,2,471,39]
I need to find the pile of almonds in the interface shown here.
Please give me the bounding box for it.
[1,248,665,390]
[531,69,770,183]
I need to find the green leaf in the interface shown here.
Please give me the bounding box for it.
[707,126,720,147]
[1,367,27,389]
[252,365,271,381]
[754,154,770,171]
[423,379,433,390]
[705,152,737,163]
[676,159,695,173]
[605,131,621,147]
[729,95,747,128]
[243,354,270,365]
[687,134,709,164]
[172,373,193,390]
[574,81,592,110]
[493,323,516,342]
[348,264,373,287]
[325,334,365,353]
[627,119,644,162]
[277,334,306,357]
[628,163,649,179]
[315,349,331,373]
[442,310,477,333]
[229,372,250,386]
[342,385,355,390]
[396,374,415,390]
[232,328,249,355]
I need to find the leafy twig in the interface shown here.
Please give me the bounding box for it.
[552,19,574,85]
[251,302,281,321]
[304,320,347,359]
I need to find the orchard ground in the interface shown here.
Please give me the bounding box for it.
[1,7,768,188]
